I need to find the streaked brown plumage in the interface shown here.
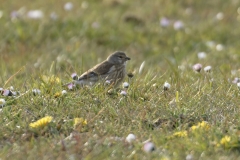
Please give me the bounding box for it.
[74,51,130,87]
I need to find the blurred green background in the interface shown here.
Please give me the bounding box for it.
[1,0,240,84]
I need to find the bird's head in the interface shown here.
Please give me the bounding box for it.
[107,51,131,65]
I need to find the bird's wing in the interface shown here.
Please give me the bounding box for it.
[78,61,114,80]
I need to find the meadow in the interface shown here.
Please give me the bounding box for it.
[1,0,240,159]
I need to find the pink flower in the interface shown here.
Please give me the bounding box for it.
[3,90,11,96]
[173,20,184,30]
[120,90,127,96]
[143,142,155,152]
[232,78,240,84]
[67,83,75,90]
[71,73,78,80]
[160,17,170,27]
[192,63,202,72]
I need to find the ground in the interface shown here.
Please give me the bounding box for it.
[1,0,240,159]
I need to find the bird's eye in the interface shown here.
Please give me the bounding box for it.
[119,56,123,58]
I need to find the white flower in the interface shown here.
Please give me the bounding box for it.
[122,82,129,88]
[216,44,224,51]
[206,41,215,49]
[32,89,41,95]
[143,142,155,152]
[204,66,212,72]
[163,82,171,90]
[173,20,184,30]
[126,134,136,143]
[62,90,67,94]
[64,2,73,11]
[0,99,6,107]
[120,90,127,96]
[237,83,240,88]
[10,86,14,90]
[152,83,157,87]
[139,61,145,74]
[192,63,202,72]
[105,80,111,85]
[160,17,170,27]
[186,154,194,160]
[27,10,43,19]
[216,12,224,20]
[197,52,207,59]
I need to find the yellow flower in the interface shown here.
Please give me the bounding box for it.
[42,75,60,84]
[51,76,60,84]
[216,143,221,147]
[191,121,210,131]
[54,92,62,98]
[29,116,53,128]
[172,131,187,137]
[199,121,210,130]
[191,125,198,131]
[161,156,170,160]
[74,118,87,127]
[220,136,231,146]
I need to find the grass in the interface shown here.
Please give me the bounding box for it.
[1,0,240,159]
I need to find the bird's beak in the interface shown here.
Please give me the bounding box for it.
[126,57,131,60]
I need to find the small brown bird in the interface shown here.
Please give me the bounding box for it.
[72,51,130,87]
